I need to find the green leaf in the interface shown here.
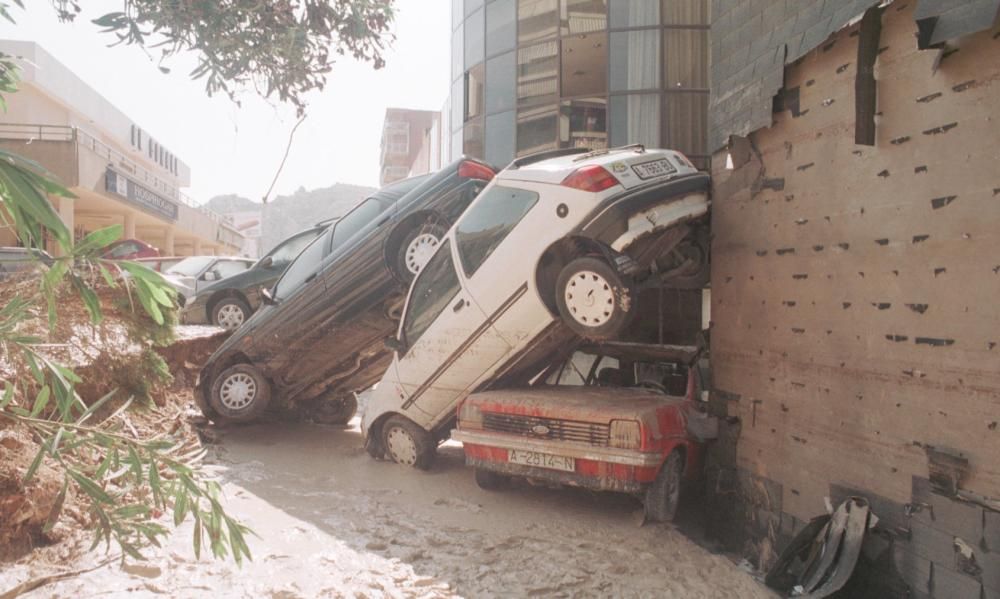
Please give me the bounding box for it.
[42,479,68,533]
[73,224,122,255]
[0,384,13,409]
[173,491,188,526]
[29,385,51,417]
[70,275,103,324]
[75,388,118,425]
[98,264,119,288]
[68,469,114,504]
[23,446,45,483]
[193,514,202,559]
[114,504,151,518]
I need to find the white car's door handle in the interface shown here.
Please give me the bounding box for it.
[453,298,466,313]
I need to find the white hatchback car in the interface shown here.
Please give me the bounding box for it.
[362,145,710,468]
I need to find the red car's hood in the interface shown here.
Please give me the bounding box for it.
[465,385,686,424]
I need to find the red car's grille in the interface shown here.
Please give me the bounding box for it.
[482,412,610,446]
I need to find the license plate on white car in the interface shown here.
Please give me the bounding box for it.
[508,449,575,472]
[631,158,676,180]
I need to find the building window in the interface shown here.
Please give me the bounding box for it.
[485,110,516,167]
[452,0,463,29]
[486,0,517,57]
[661,0,709,26]
[663,29,709,90]
[561,0,607,35]
[452,77,465,131]
[486,51,516,115]
[610,93,659,148]
[384,122,410,155]
[463,118,484,159]
[561,97,606,149]
[465,62,485,120]
[518,0,559,45]
[452,21,464,81]
[663,92,708,165]
[561,32,607,98]
[517,41,559,108]
[465,0,483,16]
[464,7,485,71]
[610,0,659,28]
[452,127,464,158]
[610,29,659,91]
[517,103,559,155]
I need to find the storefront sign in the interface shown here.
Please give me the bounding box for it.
[105,169,179,221]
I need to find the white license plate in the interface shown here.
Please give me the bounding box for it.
[508,449,575,472]
[631,158,676,180]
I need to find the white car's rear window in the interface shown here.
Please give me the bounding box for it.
[455,186,539,277]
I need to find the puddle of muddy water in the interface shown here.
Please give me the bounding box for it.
[3,419,775,599]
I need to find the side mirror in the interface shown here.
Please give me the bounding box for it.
[383,336,402,352]
[202,271,219,282]
[258,256,273,269]
[261,286,276,306]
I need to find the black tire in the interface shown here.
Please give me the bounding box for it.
[474,468,510,490]
[211,296,251,330]
[208,363,272,423]
[381,415,436,470]
[306,395,358,426]
[392,220,448,283]
[555,256,636,340]
[644,450,684,523]
[658,229,710,290]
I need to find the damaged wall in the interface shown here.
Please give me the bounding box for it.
[708,3,1000,597]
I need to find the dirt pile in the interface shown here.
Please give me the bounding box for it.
[0,272,228,563]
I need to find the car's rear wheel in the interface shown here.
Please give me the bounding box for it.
[212,297,251,330]
[474,468,510,490]
[644,450,683,522]
[305,395,358,426]
[555,257,635,340]
[208,363,272,423]
[381,415,436,470]
[393,220,448,283]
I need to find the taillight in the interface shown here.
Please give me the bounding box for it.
[458,161,496,181]
[561,165,620,192]
[673,152,695,169]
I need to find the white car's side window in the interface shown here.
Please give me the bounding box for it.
[401,240,461,348]
[455,186,539,278]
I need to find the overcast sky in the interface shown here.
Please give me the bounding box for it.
[0,1,450,203]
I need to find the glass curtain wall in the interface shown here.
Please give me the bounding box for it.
[452,0,709,168]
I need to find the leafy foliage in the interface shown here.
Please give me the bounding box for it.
[47,0,396,115]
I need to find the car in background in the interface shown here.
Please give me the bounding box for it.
[193,158,497,425]
[179,225,330,329]
[101,239,159,260]
[162,256,255,303]
[453,343,715,522]
[362,145,711,468]
[131,256,185,273]
[0,247,53,280]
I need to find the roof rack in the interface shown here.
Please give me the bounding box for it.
[572,143,647,162]
[508,147,591,170]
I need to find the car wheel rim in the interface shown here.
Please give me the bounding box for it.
[219,372,257,411]
[385,426,418,466]
[405,233,440,275]
[217,304,244,329]
[564,270,616,327]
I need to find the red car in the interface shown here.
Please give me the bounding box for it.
[452,343,715,522]
[101,239,160,260]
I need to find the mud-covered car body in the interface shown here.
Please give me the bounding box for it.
[453,345,711,500]
[194,159,496,422]
[362,146,710,462]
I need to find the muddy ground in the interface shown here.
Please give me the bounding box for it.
[2,410,774,598]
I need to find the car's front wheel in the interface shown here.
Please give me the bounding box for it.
[212,297,251,330]
[555,256,636,340]
[644,450,683,522]
[208,363,272,423]
[381,415,436,470]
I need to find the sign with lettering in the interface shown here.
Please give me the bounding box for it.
[105,169,179,221]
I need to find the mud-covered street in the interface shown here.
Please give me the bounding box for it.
[3,416,773,598]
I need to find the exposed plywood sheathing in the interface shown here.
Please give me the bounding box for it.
[709,2,1000,593]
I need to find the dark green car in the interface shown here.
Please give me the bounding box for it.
[179,226,326,329]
